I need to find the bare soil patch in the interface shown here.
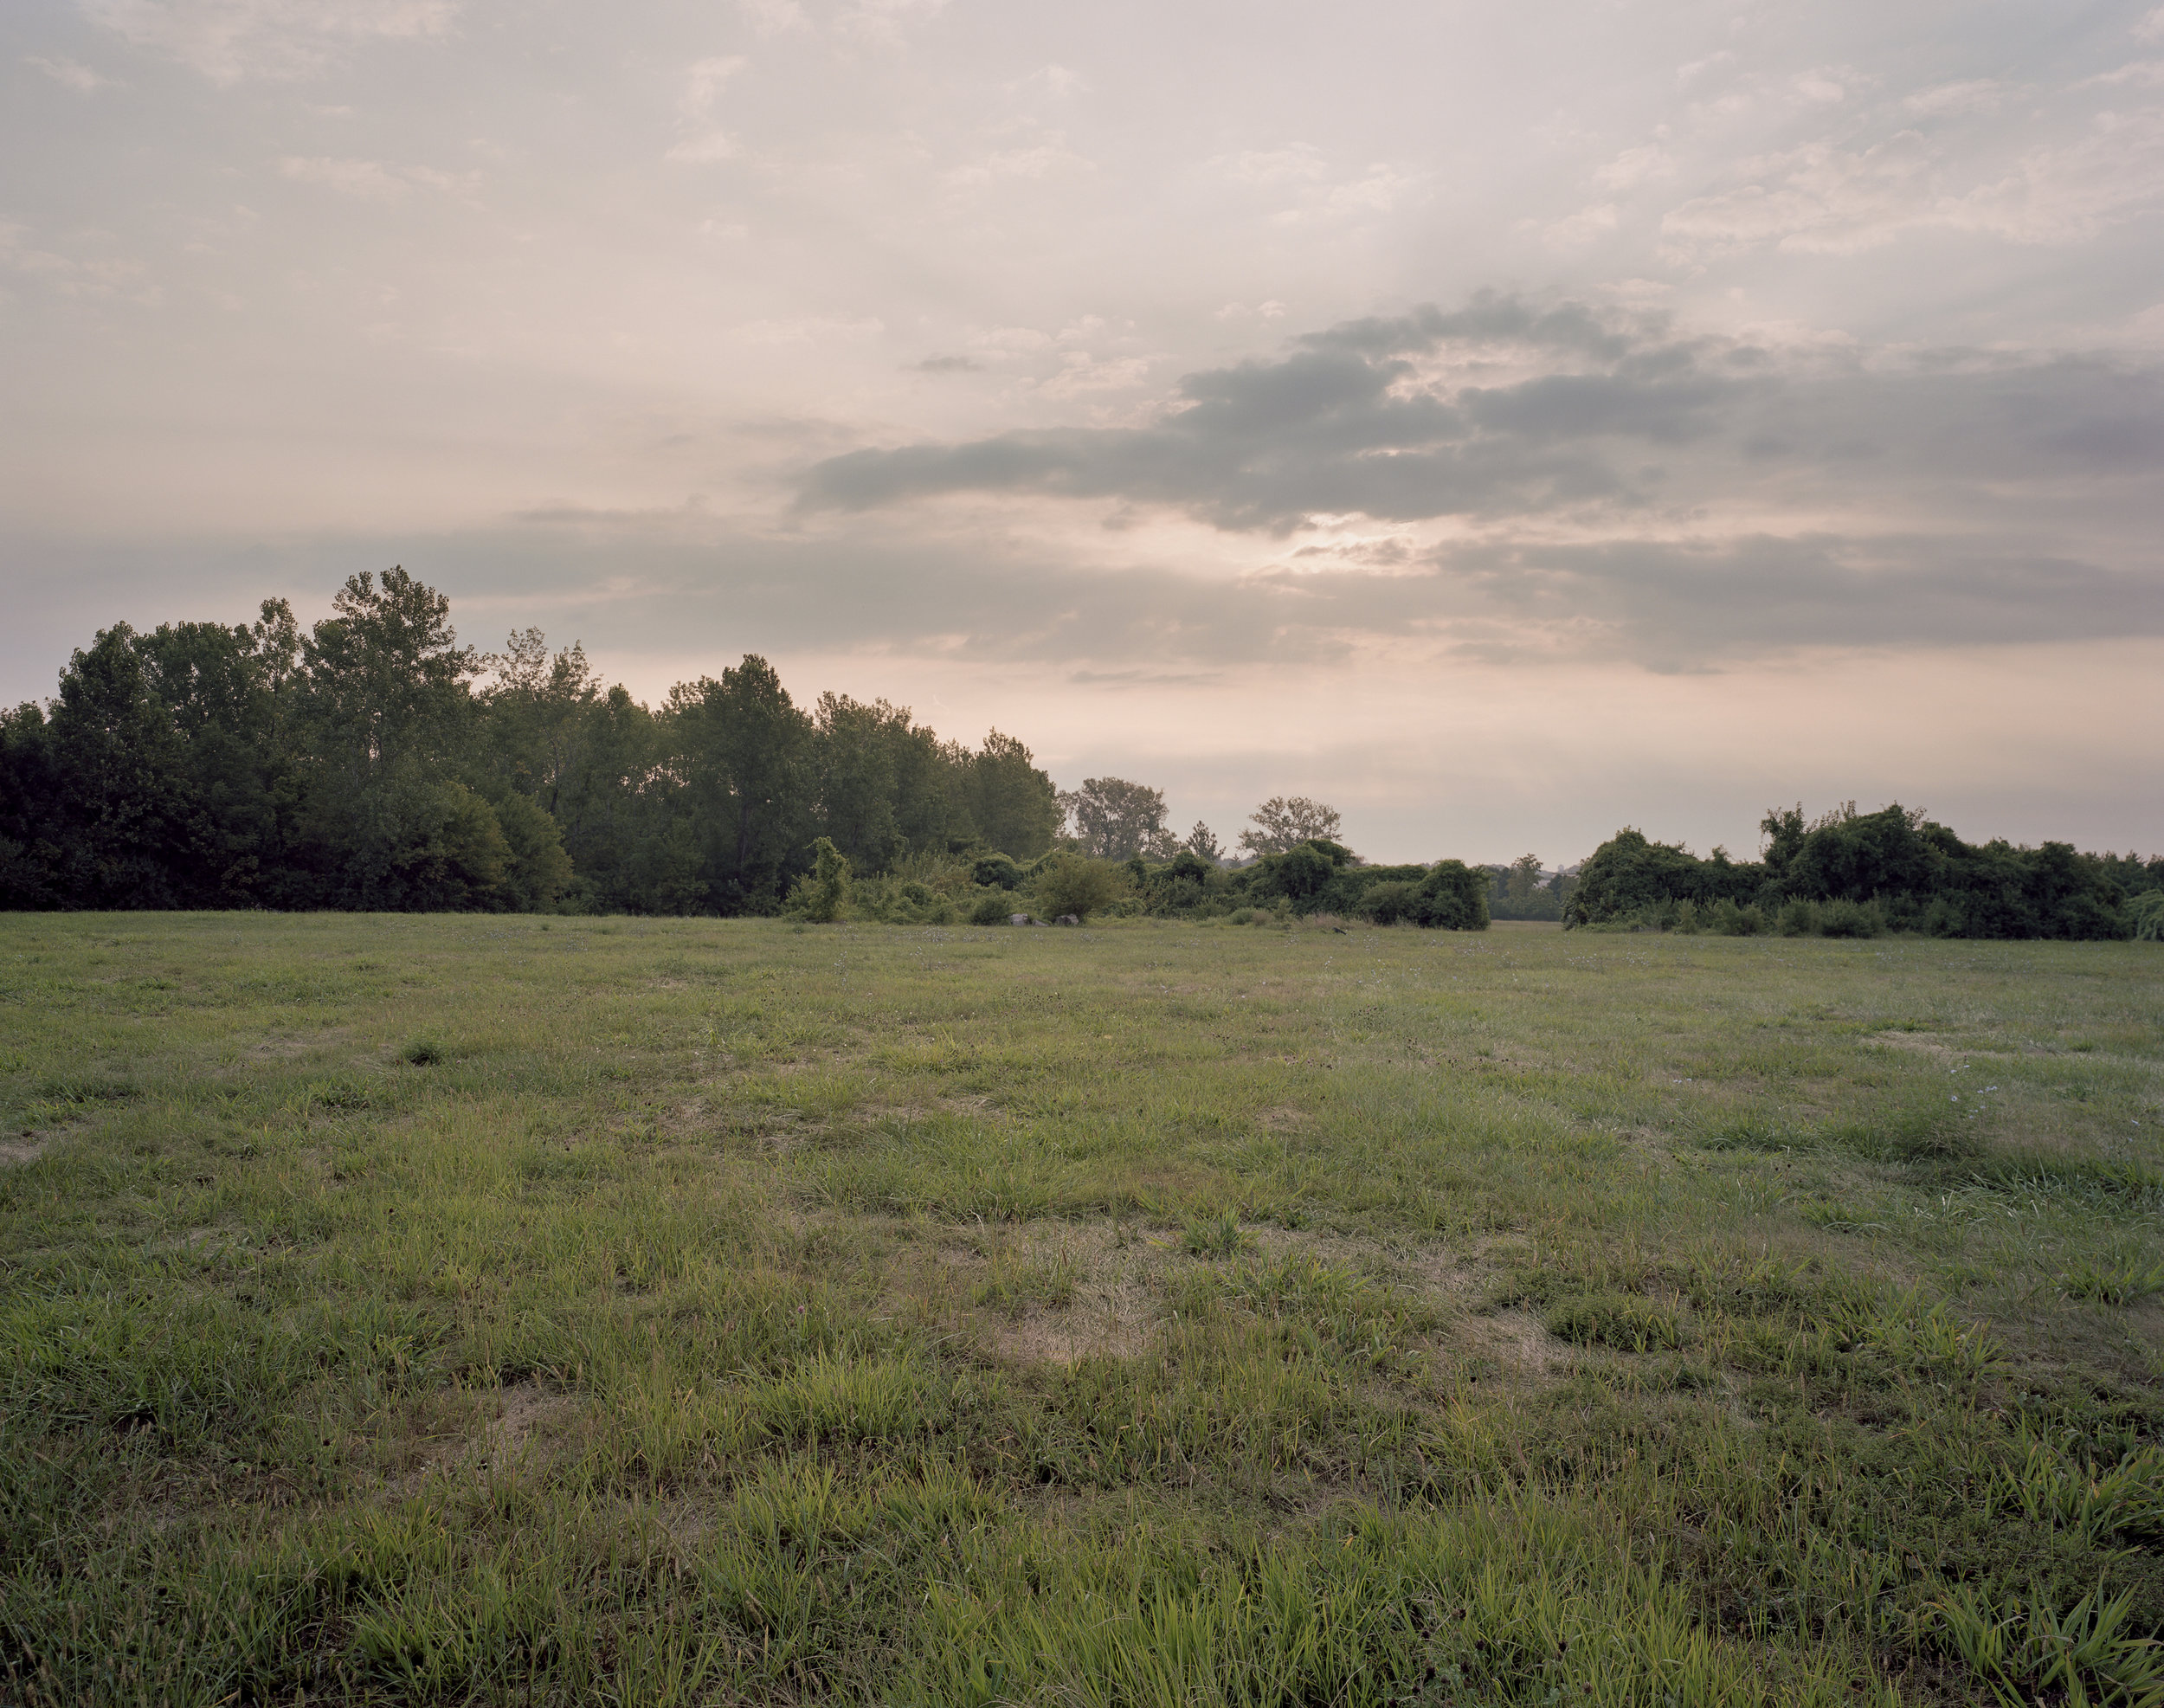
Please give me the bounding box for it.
[0,1132,54,1167]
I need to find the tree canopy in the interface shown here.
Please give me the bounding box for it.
[1,571,1062,915]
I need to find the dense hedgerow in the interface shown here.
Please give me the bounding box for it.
[1565,805,2161,941]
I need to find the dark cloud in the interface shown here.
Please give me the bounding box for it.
[800,294,2164,545]
[1413,535,2164,667]
[912,355,982,373]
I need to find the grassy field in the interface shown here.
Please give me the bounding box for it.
[2,912,2161,1706]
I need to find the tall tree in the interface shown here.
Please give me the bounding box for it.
[669,655,812,908]
[42,626,198,907]
[967,730,1059,860]
[1238,796,1343,857]
[1060,776,1175,860]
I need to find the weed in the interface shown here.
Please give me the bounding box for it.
[2063,1256,2164,1305]
[1544,1292,1684,1352]
[1182,1209,1251,1258]
[402,1039,446,1066]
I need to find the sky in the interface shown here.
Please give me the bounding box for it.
[4,0,2162,866]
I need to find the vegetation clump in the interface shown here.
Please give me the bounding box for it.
[1565,803,2158,940]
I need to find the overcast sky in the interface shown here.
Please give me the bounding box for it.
[5,0,2161,863]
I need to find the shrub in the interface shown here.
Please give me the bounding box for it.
[1672,899,1701,934]
[1418,859,1491,931]
[1819,898,1882,938]
[1250,841,1336,906]
[1031,854,1124,922]
[1362,880,1423,925]
[1777,899,1818,937]
[1704,899,1761,936]
[969,893,1014,925]
[2130,891,2164,942]
[971,852,1022,891]
[788,837,851,922]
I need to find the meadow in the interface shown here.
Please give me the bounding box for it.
[2,912,2161,1706]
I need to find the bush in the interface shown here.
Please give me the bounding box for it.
[969,893,1014,925]
[1250,841,1336,905]
[1671,899,1701,934]
[1704,899,1761,936]
[1819,898,1882,938]
[1031,855,1124,922]
[971,852,1022,890]
[1361,880,1423,925]
[2133,891,2164,943]
[1352,864,1489,931]
[1418,859,1491,931]
[1777,899,1817,937]
[787,837,851,922]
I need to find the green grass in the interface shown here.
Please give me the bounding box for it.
[1,912,2161,1705]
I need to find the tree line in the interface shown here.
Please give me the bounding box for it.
[8,572,2151,940]
[0,570,1497,929]
[1564,804,2164,941]
[0,569,1062,915]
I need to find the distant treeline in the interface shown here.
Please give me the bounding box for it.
[0,569,1062,914]
[1566,806,2164,941]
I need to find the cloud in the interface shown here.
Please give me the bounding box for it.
[834,0,947,46]
[667,55,746,162]
[737,0,807,35]
[784,295,2164,668]
[0,221,159,304]
[433,504,2164,680]
[734,314,885,345]
[1660,131,1935,257]
[1543,202,1619,250]
[278,154,475,201]
[914,354,981,372]
[1903,79,2013,115]
[1662,106,2164,257]
[944,138,1089,187]
[24,55,118,92]
[1414,535,2164,665]
[1034,352,1156,397]
[78,0,454,83]
[1593,145,1673,191]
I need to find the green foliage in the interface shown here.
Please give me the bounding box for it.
[1414,859,1491,930]
[1238,795,1343,857]
[1059,777,1175,860]
[1030,854,1124,921]
[1569,804,2141,941]
[970,851,1022,890]
[1,575,1072,918]
[1544,1292,1684,1352]
[2132,890,2164,942]
[1360,880,1423,925]
[965,730,1059,861]
[1929,1581,2164,1707]
[969,893,1016,925]
[1250,841,1336,904]
[1181,1209,1251,1257]
[786,836,853,922]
